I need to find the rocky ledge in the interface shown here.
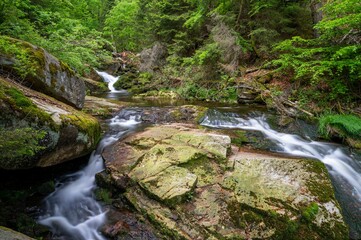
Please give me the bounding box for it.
[100,124,348,239]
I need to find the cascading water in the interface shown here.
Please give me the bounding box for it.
[96,71,121,92]
[38,109,142,240]
[201,109,361,237]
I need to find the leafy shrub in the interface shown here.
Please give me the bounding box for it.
[183,43,220,66]
[176,82,237,102]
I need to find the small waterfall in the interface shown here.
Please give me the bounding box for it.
[96,71,120,92]
[201,110,361,199]
[201,109,361,237]
[38,109,142,240]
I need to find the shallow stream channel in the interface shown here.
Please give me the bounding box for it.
[1,72,360,239]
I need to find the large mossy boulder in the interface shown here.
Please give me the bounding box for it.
[101,124,348,239]
[0,77,100,169]
[0,36,85,109]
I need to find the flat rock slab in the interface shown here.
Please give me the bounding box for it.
[101,124,348,239]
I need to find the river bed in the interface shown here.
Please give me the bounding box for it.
[1,72,360,239]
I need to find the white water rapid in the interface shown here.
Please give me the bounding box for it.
[201,110,361,201]
[96,71,121,92]
[38,109,142,240]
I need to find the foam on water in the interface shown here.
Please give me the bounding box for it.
[201,110,361,200]
[96,71,122,93]
[38,109,142,240]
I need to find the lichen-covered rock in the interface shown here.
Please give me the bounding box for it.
[83,77,109,94]
[0,36,85,109]
[0,76,100,169]
[101,124,348,239]
[83,96,123,119]
[0,226,35,240]
[119,105,208,124]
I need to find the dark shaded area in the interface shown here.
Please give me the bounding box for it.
[0,153,91,239]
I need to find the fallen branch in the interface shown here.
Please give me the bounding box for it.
[284,99,314,117]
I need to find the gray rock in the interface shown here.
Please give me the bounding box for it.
[102,124,348,239]
[139,42,167,73]
[0,37,85,109]
[0,226,35,240]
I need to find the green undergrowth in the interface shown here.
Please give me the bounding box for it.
[319,114,361,140]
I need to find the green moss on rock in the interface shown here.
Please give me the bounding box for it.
[0,76,100,169]
[0,36,85,109]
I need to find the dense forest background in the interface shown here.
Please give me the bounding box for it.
[1,0,360,113]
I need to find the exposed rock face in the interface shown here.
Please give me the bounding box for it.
[237,82,263,104]
[101,124,348,239]
[0,226,35,240]
[0,37,85,109]
[139,42,167,73]
[83,96,124,119]
[140,105,208,124]
[83,77,108,94]
[0,77,100,169]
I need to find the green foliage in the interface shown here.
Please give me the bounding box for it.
[104,0,143,51]
[273,0,361,105]
[176,82,237,102]
[183,43,220,66]
[319,114,361,140]
[0,127,47,160]
[0,0,113,75]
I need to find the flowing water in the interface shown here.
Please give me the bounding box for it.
[38,72,143,240]
[96,71,124,93]
[38,109,142,240]
[201,109,361,238]
[38,72,361,239]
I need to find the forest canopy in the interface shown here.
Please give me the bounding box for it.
[0,0,360,111]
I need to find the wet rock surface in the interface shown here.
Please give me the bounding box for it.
[83,96,124,119]
[101,124,348,239]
